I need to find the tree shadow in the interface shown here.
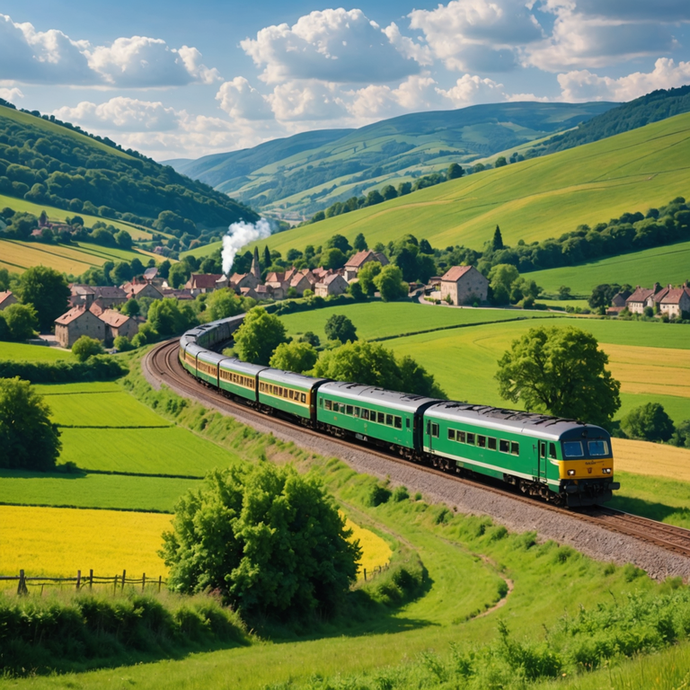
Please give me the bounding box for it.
[609,495,690,526]
[0,468,87,480]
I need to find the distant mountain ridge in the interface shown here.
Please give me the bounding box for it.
[169,101,615,219]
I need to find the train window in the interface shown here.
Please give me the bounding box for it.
[386,414,393,426]
[588,440,609,456]
[354,407,360,417]
[499,439,510,453]
[488,437,497,450]
[301,393,306,404]
[325,400,332,410]
[477,435,486,448]
[319,398,323,407]
[448,429,456,440]
[431,423,439,438]
[395,417,402,429]
[563,441,583,458]
[378,412,385,424]
[457,431,466,443]
[406,418,410,429]
[510,442,520,456]
[347,405,354,416]
[549,442,557,459]
[362,409,369,420]
[466,433,475,445]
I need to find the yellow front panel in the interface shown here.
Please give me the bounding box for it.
[558,458,613,480]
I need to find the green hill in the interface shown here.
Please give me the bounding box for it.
[0,103,257,236]
[243,111,690,258]
[171,101,613,218]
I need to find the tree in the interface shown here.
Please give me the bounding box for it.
[358,261,382,296]
[18,266,70,332]
[72,335,105,361]
[671,419,690,448]
[161,464,360,619]
[488,263,519,305]
[419,239,433,255]
[322,247,347,270]
[205,288,242,321]
[3,303,38,341]
[299,331,320,348]
[233,307,288,365]
[148,298,197,337]
[495,326,621,426]
[114,230,133,250]
[121,298,140,317]
[269,341,318,373]
[263,245,271,270]
[381,185,397,201]
[375,265,408,302]
[0,377,61,470]
[353,233,368,252]
[622,403,675,442]
[325,234,352,254]
[558,286,572,301]
[447,163,464,180]
[168,262,190,289]
[492,225,504,251]
[364,189,384,206]
[325,314,358,343]
[112,261,133,285]
[495,156,507,168]
[348,280,365,301]
[113,335,133,352]
[397,181,412,196]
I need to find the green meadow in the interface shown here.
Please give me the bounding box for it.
[237,112,690,258]
[0,342,72,362]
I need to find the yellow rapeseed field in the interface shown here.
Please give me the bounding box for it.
[614,438,690,482]
[1,506,391,584]
[603,344,690,398]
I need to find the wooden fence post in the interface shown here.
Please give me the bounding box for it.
[363,568,367,581]
[121,569,126,591]
[158,575,162,592]
[114,574,118,593]
[17,569,28,596]
[142,573,146,592]
[76,570,81,590]
[89,569,93,590]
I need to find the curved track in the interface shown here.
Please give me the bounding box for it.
[147,338,690,560]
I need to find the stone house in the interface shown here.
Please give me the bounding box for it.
[230,272,258,290]
[99,309,138,343]
[289,269,316,296]
[659,285,690,318]
[315,273,349,298]
[343,250,389,282]
[54,306,106,348]
[440,266,489,305]
[185,273,223,295]
[0,290,18,310]
[626,286,655,314]
[123,282,164,301]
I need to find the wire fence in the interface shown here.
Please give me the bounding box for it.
[1,569,167,596]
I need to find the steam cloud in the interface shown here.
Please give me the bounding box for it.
[221,219,272,275]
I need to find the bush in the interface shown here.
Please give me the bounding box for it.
[71,335,105,361]
[0,355,126,383]
[392,485,409,502]
[366,483,392,507]
[621,403,675,442]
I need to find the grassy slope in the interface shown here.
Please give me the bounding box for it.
[0,342,72,361]
[237,112,690,258]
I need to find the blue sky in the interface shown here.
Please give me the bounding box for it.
[2,0,689,160]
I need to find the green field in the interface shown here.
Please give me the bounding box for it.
[0,470,197,512]
[0,342,72,361]
[529,239,690,294]
[231,112,690,259]
[278,302,561,341]
[0,237,157,275]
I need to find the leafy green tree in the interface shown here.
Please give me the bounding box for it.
[114,230,133,250]
[0,313,8,341]
[348,280,365,301]
[322,247,347,270]
[168,262,190,289]
[357,261,382,296]
[381,185,397,201]
[671,419,690,448]
[419,239,433,255]
[325,314,358,343]
[234,307,287,365]
[299,331,320,348]
[148,298,197,337]
[158,260,171,280]
[161,464,360,619]
[492,225,504,251]
[558,286,572,300]
[269,341,318,373]
[205,288,242,321]
[0,268,11,291]
[113,335,133,352]
[0,377,61,470]
[72,335,105,362]
[325,234,352,254]
[364,189,384,206]
[3,303,38,341]
[447,163,464,180]
[397,181,412,196]
[121,299,140,317]
[353,233,368,252]
[488,263,519,305]
[622,403,675,442]
[495,326,621,426]
[112,261,133,285]
[375,265,409,302]
[18,266,69,332]
[398,354,446,398]
[495,156,507,168]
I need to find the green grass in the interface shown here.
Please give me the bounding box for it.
[278,302,561,342]
[0,470,197,512]
[33,381,122,394]
[46,391,172,428]
[528,239,690,295]
[244,112,690,258]
[0,342,72,361]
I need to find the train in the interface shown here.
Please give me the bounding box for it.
[178,315,620,508]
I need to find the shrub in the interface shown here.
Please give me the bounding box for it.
[392,485,409,502]
[366,484,392,507]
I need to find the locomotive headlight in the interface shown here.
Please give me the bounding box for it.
[603,468,612,474]
[567,469,576,476]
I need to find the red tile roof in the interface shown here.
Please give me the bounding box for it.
[626,287,654,303]
[345,250,374,268]
[187,273,223,290]
[441,265,474,282]
[660,287,690,305]
[0,290,15,307]
[98,309,131,328]
[55,306,89,326]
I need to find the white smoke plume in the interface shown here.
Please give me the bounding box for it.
[221,219,272,275]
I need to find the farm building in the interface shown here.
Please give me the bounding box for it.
[185,273,223,295]
[344,250,389,282]
[659,285,690,318]
[440,266,489,305]
[122,282,164,301]
[55,306,106,348]
[315,273,349,297]
[99,309,139,343]
[229,273,258,290]
[0,291,17,310]
[626,285,658,314]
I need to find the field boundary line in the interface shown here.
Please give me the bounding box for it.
[56,424,174,429]
[79,468,205,480]
[0,500,174,514]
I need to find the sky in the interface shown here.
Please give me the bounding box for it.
[1,0,689,161]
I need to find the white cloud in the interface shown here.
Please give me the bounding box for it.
[0,87,24,103]
[409,0,543,72]
[52,97,180,132]
[0,14,219,87]
[268,80,348,121]
[558,58,690,101]
[216,77,273,120]
[241,8,421,84]
[437,74,505,106]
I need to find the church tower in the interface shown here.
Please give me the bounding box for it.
[251,246,261,282]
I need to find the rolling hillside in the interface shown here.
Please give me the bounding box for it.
[236,111,690,259]
[171,101,613,218]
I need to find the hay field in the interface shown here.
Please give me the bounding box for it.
[613,439,690,482]
[344,517,392,577]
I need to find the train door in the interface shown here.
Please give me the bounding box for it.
[426,420,439,450]
[538,441,547,483]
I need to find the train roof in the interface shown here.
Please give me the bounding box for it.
[196,349,229,366]
[318,381,439,414]
[219,357,268,376]
[183,341,205,358]
[424,401,606,441]
[259,368,329,389]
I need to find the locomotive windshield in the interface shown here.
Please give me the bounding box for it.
[562,441,584,458]
[588,440,609,456]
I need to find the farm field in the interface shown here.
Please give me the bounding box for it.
[0,342,72,361]
[528,239,690,295]
[0,237,156,275]
[343,516,391,578]
[278,302,561,342]
[238,112,690,258]
[613,438,690,481]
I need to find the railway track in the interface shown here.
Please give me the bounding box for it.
[147,338,690,561]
